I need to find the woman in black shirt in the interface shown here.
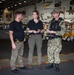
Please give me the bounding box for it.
[27,10,44,69]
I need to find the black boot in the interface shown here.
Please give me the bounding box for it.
[19,66,29,70]
[55,64,60,72]
[45,63,54,69]
[11,69,20,73]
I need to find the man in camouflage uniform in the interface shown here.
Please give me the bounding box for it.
[45,9,66,72]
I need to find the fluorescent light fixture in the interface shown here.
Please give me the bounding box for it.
[19,2,21,5]
[0,1,2,3]
[8,7,10,9]
[15,4,17,6]
[24,1,26,3]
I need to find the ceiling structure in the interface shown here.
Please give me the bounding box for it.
[0,0,42,11]
[0,0,74,11]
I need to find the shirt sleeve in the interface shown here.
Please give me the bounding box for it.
[55,20,66,36]
[40,21,44,29]
[9,22,14,31]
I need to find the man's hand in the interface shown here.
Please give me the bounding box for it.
[46,29,56,34]
[12,43,16,49]
[9,31,16,50]
[49,31,56,34]
[46,29,50,33]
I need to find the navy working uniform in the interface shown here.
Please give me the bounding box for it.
[45,15,66,72]
[47,18,66,64]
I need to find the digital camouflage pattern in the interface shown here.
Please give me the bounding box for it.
[47,19,66,64]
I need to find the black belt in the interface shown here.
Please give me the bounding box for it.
[29,34,42,38]
[46,35,62,40]
[29,33,41,35]
[14,39,23,42]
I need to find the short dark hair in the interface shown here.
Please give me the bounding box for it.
[15,11,22,16]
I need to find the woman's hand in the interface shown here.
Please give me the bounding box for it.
[36,29,41,33]
[32,30,37,34]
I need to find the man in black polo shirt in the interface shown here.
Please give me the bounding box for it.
[9,11,28,73]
